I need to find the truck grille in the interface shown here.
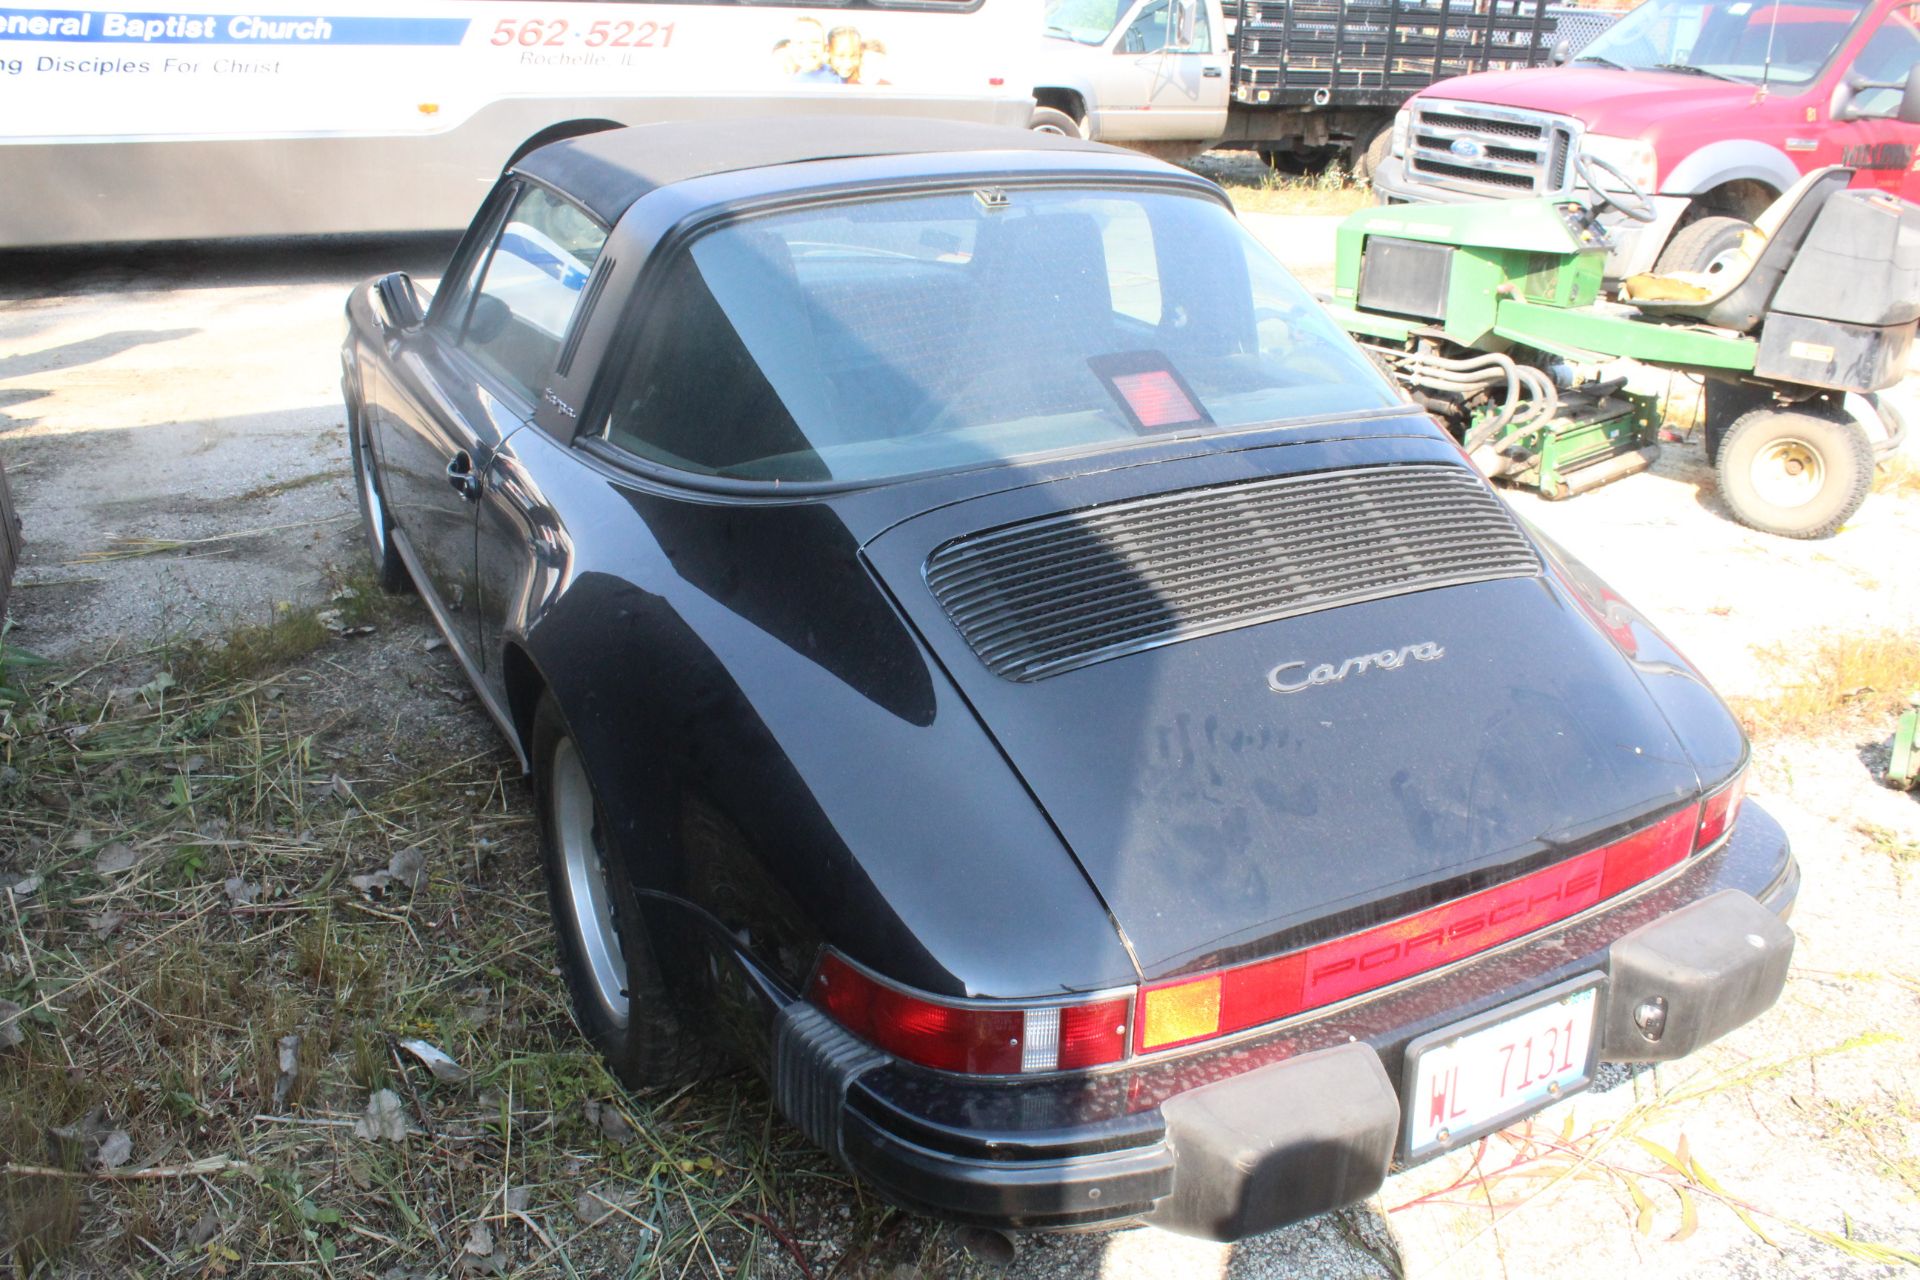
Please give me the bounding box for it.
[925,465,1540,682]
[1405,102,1578,197]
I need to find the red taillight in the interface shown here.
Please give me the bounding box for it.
[1136,804,1701,1053]
[818,798,1728,1069]
[811,953,1130,1076]
[1694,769,1746,850]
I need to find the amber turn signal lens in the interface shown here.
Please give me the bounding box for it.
[1139,975,1222,1051]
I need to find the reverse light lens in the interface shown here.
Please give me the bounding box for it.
[811,952,1130,1076]
[1694,769,1747,850]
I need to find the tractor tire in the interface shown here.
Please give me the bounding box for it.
[1029,106,1084,138]
[1700,380,1772,465]
[1654,215,1756,280]
[1714,406,1874,539]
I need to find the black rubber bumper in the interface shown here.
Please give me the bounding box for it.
[771,806,1800,1241]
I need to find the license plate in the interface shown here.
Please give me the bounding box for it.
[1403,976,1602,1161]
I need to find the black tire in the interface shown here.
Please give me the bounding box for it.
[1700,380,1772,465]
[1029,106,1083,138]
[531,695,718,1089]
[346,397,412,594]
[1653,215,1755,279]
[1257,144,1333,175]
[1351,120,1395,183]
[1714,406,1874,539]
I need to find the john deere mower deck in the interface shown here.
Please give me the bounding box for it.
[1322,163,1917,538]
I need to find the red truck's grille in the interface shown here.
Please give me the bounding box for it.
[1406,102,1578,197]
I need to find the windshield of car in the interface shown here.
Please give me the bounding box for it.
[602,187,1398,486]
[1575,0,1869,85]
[1045,0,1137,44]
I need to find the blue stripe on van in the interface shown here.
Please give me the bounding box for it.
[0,10,472,45]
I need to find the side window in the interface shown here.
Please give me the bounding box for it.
[1119,0,1169,52]
[1848,6,1920,116]
[458,185,608,404]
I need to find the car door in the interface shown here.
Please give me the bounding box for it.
[1100,0,1230,139]
[1822,2,1920,198]
[381,179,608,666]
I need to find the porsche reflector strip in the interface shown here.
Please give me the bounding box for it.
[1135,804,1700,1053]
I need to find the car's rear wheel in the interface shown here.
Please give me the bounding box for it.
[347,399,411,594]
[1715,406,1874,538]
[532,695,716,1088]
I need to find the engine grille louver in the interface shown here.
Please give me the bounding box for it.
[925,465,1540,682]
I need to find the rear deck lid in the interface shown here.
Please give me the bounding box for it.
[865,441,1700,979]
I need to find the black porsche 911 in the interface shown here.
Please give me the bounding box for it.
[341,119,1797,1241]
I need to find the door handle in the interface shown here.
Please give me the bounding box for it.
[446,451,482,501]
[1202,66,1223,76]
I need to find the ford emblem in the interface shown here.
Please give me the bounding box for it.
[1449,137,1484,160]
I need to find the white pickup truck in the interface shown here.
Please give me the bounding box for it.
[1035,0,1614,173]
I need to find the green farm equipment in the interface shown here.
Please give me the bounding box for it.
[1892,702,1918,790]
[1322,162,1917,537]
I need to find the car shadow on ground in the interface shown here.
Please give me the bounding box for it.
[0,328,199,382]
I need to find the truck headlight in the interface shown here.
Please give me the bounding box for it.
[1391,107,1411,160]
[1579,134,1658,195]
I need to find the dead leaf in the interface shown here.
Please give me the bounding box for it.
[181,754,207,774]
[87,911,125,940]
[316,608,346,634]
[93,1129,133,1171]
[464,1222,495,1256]
[353,1089,410,1142]
[186,1210,223,1248]
[0,872,40,897]
[582,1098,637,1146]
[388,847,427,894]
[223,877,259,906]
[330,773,355,804]
[0,998,23,1050]
[349,870,394,897]
[422,637,448,653]
[272,1034,301,1109]
[397,1037,469,1084]
[573,1184,638,1227]
[504,1186,530,1214]
[94,842,138,875]
[65,829,96,849]
[1670,1183,1699,1244]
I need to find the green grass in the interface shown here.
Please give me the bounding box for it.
[1727,629,1920,738]
[1185,150,1374,217]
[0,590,977,1277]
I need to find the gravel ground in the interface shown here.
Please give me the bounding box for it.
[1,217,1916,1279]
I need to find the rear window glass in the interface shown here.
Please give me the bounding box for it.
[603,187,1395,484]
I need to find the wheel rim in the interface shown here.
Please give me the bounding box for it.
[1032,123,1071,136]
[552,738,629,1026]
[1700,243,1746,277]
[355,427,387,564]
[1750,436,1826,508]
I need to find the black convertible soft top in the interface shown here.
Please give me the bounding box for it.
[511,117,1125,226]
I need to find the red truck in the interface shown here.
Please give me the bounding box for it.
[1371,0,1920,279]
